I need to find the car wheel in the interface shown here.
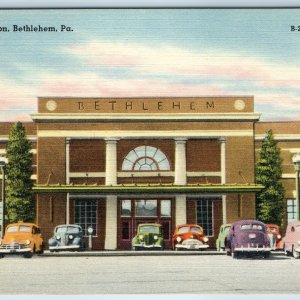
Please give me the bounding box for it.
[263,252,270,259]
[231,251,238,259]
[23,252,33,259]
[292,247,300,259]
[38,244,44,255]
[283,244,289,256]
[0,254,4,259]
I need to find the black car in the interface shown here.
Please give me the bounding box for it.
[48,224,85,252]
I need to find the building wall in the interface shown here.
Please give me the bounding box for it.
[0,99,299,249]
[36,136,67,243]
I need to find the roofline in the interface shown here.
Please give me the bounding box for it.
[33,183,264,194]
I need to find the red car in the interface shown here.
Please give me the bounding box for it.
[172,224,209,251]
[282,221,300,259]
[266,224,282,250]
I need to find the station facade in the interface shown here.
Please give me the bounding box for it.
[0,96,299,249]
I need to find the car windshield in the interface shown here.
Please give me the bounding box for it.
[191,227,202,233]
[7,226,18,233]
[19,226,31,232]
[178,226,190,234]
[241,224,263,231]
[267,227,277,233]
[139,225,159,234]
[56,226,80,234]
[223,226,230,234]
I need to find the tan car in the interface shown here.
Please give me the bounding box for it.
[0,222,44,258]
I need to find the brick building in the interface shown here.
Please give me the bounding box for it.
[0,96,299,249]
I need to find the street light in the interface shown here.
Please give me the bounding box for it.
[0,157,8,238]
[292,153,300,221]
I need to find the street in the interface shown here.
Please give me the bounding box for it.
[0,253,300,294]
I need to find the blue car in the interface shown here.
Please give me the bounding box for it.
[48,224,85,252]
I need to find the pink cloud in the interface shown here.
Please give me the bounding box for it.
[37,72,225,98]
[65,41,300,90]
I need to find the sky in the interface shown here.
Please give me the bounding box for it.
[0,8,300,122]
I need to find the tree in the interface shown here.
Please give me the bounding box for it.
[5,122,34,223]
[256,129,285,226]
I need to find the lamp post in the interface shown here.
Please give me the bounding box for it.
[292,153,300,221]
[0,157,8,238]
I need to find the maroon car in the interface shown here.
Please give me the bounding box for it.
[225,220,271,258]
[282,221,300,259]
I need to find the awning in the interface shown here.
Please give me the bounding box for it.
[33,183,264,194]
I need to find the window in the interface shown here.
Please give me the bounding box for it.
[241,224,262,231]
[178,226,190,234]
[160,200,171,217]
[287,199,296,223]
[121,221,131,240]
[74,199,97,236]
[135,200,157,217]
[196,199,213,236]
[122,146,170,171]
[7,226,18,233]
[191,226,202,233]
[19,226,31,232]
[139,225,160,234]
[121,200,131,217]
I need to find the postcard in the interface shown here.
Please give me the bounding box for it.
[0,8,299,297]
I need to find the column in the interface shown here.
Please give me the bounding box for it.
[65,138,70,224]
[105,139,118,186]
[104,195,118,250]
[175,195,187,226]
[174,138,187,185]
[219,137,227,224]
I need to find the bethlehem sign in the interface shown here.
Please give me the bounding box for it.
[38,96,253,114]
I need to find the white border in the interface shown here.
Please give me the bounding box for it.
[1,0,300,7]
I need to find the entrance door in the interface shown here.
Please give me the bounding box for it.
[118,199,173,249]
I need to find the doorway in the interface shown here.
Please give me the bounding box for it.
[118,198,173,249]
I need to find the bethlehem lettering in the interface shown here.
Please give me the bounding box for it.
[12,25,73,32]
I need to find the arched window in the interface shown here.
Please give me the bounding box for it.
[122,146,170,171]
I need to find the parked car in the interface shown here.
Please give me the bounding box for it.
[266,224,282,250]
[0,222,44,258]
[172,224,209,250]
[282,221,300,259]
[216,224,231,251]
[132,223,164,250]
[48,224,85,252]
[225,220,271,258]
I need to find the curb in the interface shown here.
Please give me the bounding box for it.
[40,250,284,257]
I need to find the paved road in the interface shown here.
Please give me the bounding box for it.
[0,253,299,294]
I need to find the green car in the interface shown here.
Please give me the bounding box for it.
[216,224,231,251]
[132,223,164,250]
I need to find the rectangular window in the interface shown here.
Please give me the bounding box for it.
[135,200,157,217]
[74,199,97,236]
[196,199,213,236]
[160,200,171,217]
[287,199,296,223]
[121,200,131,217]
[121,220,131,240]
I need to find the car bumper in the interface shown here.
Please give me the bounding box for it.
[49,245,81,251]
[294,246,300,253]
[175,244,209,250]
[0,247,32,254]
[133,244,162,249]
[234,247,271,252]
